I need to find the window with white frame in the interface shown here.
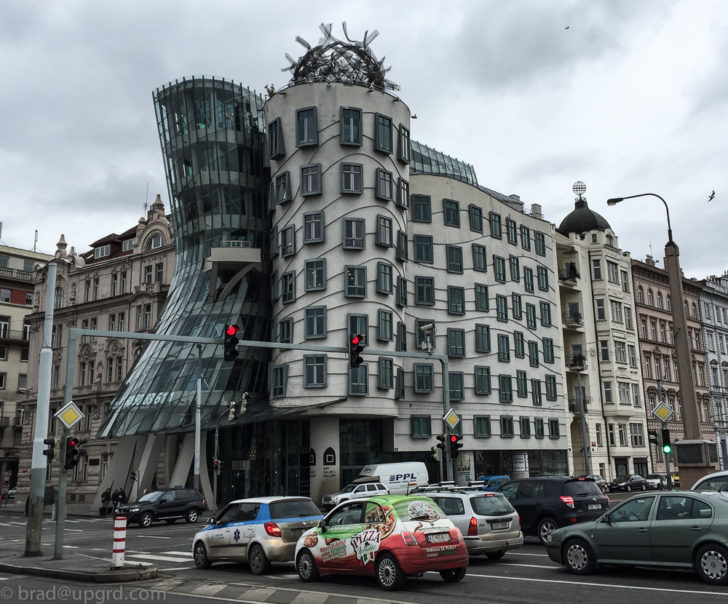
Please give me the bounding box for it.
[340,107,362,145]
[301,164,322,196]
[304,259,326,291]
[397,124,410,163]
[375,168,393,200]
[341,163,363,194]
[303,212,324,243]
[296,107,318,147]
[343,218,365,249]
[304,355,326,387]
[345,266,366,297]
[375,215,393,247]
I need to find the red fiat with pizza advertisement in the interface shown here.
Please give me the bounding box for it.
[294,494,469,590]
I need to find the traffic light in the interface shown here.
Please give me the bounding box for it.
[349,333,365,368]
[648,429,658,446]
[224,324,240,361]
[661,428,672,455]
[228,399,242,421]
[64,436,80,470]
[449,434,463,458]
[436,434,446,455]
[213,458,221,475]
[42,438,56,460]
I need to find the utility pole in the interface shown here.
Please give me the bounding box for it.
[25,261,57,557]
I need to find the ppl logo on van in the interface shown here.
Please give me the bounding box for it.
[389,473,415,481]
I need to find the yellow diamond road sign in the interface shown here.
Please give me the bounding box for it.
[652,401,674,423]
[444,409,460,430]
[55,401,84,429]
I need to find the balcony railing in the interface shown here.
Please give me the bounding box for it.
[562,312,584,327]
[568,398,591,413]
[0,328,30,342]
[567,354,587,370]
[558,268,579,283]
[0,266,34,282]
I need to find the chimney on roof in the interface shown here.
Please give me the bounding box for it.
[530,203,543,219]
[506,194,524,213]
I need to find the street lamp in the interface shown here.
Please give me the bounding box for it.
[606,193,700,443]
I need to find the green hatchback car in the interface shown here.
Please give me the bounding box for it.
[546,491,728,585]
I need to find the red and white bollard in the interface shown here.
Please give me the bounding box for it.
[112,516,127,569]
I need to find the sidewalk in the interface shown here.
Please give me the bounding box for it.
[0,501,157,583]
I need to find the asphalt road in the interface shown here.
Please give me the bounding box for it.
[1,505,726,604]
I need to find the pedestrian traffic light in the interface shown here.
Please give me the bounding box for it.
[42,438,56,460]
[648,429,658,446]
[449,434,463,458]
[661,429,672,455]
[349,333,365,368]
[224,324,240,361]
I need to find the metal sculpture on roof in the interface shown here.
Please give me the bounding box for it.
[283,22,399,91]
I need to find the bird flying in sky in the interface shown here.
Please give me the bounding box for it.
[708,190,715,202]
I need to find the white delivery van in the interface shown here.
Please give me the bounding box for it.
[358,462,429,494]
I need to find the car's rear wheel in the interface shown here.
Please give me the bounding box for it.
[695,543,728,585]
[296,549,320,582]
[375,552,405,590]
[626,485,632,492]
[564,538,596,575]
[537,517,557,545]
[440,567,466,582]
[139,511,154,528]
[185,508,199,523]
[248,543,271,575]
[193,541,211,569]
[486,550,506,560]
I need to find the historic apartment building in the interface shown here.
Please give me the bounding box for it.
[0,244,53,484]
[700,273,728,469]
[631,256,716,476]
[555,189,650,481]
[15,198,174,511]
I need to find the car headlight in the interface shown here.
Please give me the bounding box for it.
[130,507,140,512]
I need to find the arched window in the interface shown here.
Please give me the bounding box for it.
[647,289,654,306]
[656,292,663,309]
[666,295,671,311]
[637,286,644,304]
[145,233,164,250]
[606,234,614,246]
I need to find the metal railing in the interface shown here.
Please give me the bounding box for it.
[562,312,584,327]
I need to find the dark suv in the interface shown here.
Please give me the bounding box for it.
[115,487,206,528]
[498,476,608,544]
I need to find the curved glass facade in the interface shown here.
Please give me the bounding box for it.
[99,77,270,438]
[410,140,478,186]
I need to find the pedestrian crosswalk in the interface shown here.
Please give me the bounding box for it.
[125,549,193,569]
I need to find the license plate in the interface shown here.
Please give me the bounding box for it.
[588,504,602,510]
[491,521,510,530]
[289,528,305,537]
[426,533,450,543]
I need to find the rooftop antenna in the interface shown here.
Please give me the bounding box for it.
[34,229,38,252]
[648,239,653,258]
[144,182,150,214]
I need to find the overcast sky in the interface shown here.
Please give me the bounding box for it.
[1,0,726,279]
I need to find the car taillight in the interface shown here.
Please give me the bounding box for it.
[264,522,281,537]
[401,531,418,546]
[560,495,575,508]
[202,500,206,507]
[605,494,610,504]
[468,517,478,536]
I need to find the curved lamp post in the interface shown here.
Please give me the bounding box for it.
[606,193,700,441]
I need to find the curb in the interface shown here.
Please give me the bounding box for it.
[0,560,158,583]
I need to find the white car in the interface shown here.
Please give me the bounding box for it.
[192,496,322,574]
[321,481,389,510]
[691,470,728,494]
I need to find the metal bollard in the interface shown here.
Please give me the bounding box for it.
[112,516,127,569]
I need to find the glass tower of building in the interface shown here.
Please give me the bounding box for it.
[99,77,270,438]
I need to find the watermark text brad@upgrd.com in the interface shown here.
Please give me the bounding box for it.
[0,584,167,604]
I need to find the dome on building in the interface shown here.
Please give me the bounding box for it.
[557,199,612,235]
